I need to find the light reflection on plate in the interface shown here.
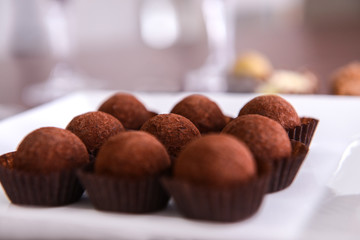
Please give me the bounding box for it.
[300,138,360,239]
[329,138,360,196]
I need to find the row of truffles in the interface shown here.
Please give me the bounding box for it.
[0,93,318,222]
[229,51,360,96]
[228,51,318,94]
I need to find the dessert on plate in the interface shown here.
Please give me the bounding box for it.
[0,127,89,206]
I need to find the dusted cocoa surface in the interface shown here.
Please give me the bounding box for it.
[170,94,227,134]
[223,114,292,164]
[95,131,170,178]
[140,113,201,162]
[66,111,125,155]
[224,115,234,125]
[238,94,300,130]
[14,127,89,174]
[98,93,152,130]
[173,134,256,188]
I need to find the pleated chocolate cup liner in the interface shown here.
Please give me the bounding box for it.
[77,163,170,213]
[0,152,84,206]
[267,140,309,193]
[287,117,319,147]
[0,152,14,169]
[161,167,270,223]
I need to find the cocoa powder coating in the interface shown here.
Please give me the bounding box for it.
[95,131,170,178]
[14,127,89,174]
[140,113,201,162]
[222,114,292,164]
[170,94,227,134]
[66,111,125,155]
[173,134,256,188]
[98,93,152,130]
[238,94,300,130]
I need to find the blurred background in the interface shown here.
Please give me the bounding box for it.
[0,0,360,119]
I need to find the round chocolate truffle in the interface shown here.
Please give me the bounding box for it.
[170,94,226,134]
[66,111,125,156]
[14,127,89,174]
[140,113,201,162]
[238,94,300,130]
[173,134,256,188]
[95,131,170,178]
[98,93,152,130]
[222,114,292,164]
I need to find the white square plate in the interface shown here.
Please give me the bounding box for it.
[0,90,359,239]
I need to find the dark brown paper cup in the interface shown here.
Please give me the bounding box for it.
[0,152,84,206]
[267,140,309,193]
[288,117,319,147]
[77,163,170,213]
[0,152,14,169]
[161,166,270,222]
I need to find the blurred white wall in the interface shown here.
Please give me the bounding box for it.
[0,0,305,60]
[67,0,140,50]
[0,0,209,107]
[0,0,359,108]
[305,0,360,26]
[0,0,309,108]
[2,0,359,60]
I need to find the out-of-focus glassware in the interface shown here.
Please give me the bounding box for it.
[0,0,40,118]
[23,0,100,107]
[182,0,236,92]
[140,0,180,50]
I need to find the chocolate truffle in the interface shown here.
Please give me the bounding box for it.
[140,113,201,162]
[222,114,292,164]
[238,94,300,130]
[95,131,170,178]
[98,93,152,130]
[173,134,256,188]
[331,62,360,95]
[170,94,226,134]
[14,127,89,174]
[66,111,125,156]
